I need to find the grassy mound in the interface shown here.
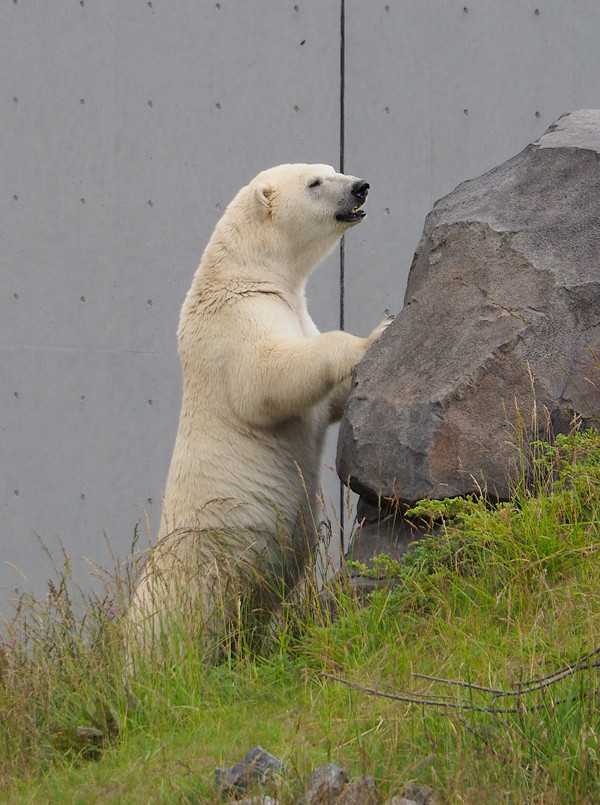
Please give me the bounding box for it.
[3,430,600,803]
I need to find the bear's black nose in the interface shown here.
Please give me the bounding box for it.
[351,180,370,200]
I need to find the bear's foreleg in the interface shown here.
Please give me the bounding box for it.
[229,319,391,427]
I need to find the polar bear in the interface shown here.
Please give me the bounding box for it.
[128,163,389,659]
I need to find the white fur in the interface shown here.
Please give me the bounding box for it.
[128,164,388,657]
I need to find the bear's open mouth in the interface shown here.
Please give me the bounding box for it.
[335,203,367,223]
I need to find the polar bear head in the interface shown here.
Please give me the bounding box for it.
[251,162,369,228]
[212,163,370,281]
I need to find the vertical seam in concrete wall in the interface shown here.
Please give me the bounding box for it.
[339,0,346,546]
[339,0,346,333]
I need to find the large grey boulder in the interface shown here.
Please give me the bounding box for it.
[338,110,600,509]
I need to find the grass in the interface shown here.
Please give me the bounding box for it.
[3,429,600,803]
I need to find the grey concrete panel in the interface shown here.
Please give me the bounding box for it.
[1,1,342,611]
[343,0,600,332]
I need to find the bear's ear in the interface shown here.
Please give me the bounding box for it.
[255,182,274,212]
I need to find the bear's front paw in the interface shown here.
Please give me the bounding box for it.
[367,312,395,345]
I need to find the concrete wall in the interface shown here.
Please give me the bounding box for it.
[2,1,600,612]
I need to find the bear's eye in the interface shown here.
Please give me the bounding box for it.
[308,178,322,189]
